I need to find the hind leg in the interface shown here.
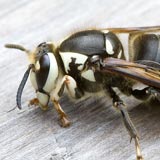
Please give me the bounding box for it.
[106,86,143,160]
[132,87,160,101]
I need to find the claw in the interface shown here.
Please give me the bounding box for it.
[135,137,144,160]
[28,98,39,106]
[137,156,144,160]
[60,116,71,127]
[52,99,70,127]
[28,98,49,110]
[107,87,144,160]
[39,105,49,111]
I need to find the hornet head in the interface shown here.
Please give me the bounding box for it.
[5,42,57,109]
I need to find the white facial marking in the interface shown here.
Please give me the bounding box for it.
[81,69,96,82]
[118,49,122,59]
[105,39,114,55]
[37,92,49,106]
[43,53,59,92]
[59,52,88,73]
[30,71,38,90]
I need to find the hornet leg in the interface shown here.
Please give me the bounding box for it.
[29,98,39,107]
[132,87,160,101]
[28,98,49,110]
[51,75,83,127]
[52,99,70,127]
[28,92,49,111]
[106,86,143,160]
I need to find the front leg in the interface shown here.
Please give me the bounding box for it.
[29,98,49,110]
[52,99,70,127]
[106,87,143,160]
[28,91,50,111]
[29,98,39,107]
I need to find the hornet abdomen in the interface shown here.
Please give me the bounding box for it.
[129,33,160,63]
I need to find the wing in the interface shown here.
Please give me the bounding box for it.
[135,60,160,69]
[98,58,160,89]
[101,26,160,33]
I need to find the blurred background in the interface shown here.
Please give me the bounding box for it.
[0,0,160,160]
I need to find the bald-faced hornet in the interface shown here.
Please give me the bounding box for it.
[5,26,160,160]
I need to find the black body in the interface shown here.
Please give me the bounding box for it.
[60,30,106,56]
[60,30,123,58]
[58,30,125,93]
[130,33,160,63]
[58,30,160,96]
